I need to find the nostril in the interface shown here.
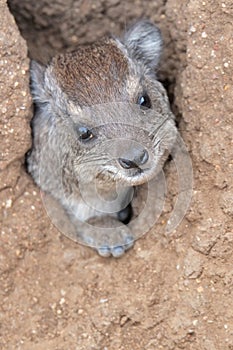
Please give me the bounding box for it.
[118,158,137,169]
[118,149,149,169]
[139,149,149,165]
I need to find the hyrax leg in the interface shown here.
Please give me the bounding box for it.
[42,192,134,257]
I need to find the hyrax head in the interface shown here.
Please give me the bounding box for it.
[28,21,177,193]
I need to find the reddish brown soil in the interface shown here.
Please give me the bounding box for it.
[1,0,233,349]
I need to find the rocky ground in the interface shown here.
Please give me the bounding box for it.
[0,0,233,349]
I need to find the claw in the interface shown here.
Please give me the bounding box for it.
[124,235,135,250]
[98,246,111,257]
[111,246,125,258]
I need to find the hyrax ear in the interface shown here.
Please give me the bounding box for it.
[30,60,49,104]
[123,20,162,70]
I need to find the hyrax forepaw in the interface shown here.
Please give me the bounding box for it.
[83,217,135,258]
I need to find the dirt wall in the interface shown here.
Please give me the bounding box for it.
[1,0,233,349]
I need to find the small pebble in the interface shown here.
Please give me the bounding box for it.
[59,297,65,305]
[100,298,108,303]
[189,26,196,33]
[193,319,198,326]
[5,199,12,208]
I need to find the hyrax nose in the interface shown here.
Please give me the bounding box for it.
[118,149,149,169]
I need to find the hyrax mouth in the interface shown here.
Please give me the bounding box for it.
[117,167,156,186]
[98,161,157,187]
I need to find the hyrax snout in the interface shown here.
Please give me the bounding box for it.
[27,20,178,257]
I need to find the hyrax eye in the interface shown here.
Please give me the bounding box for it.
[137,93,152,109]
[78,126,94,141]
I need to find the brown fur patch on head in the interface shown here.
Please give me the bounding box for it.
[51,39,129,106]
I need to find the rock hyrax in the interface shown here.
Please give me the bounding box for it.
[27,20,178,257]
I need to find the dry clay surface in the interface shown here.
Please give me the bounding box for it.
[1,0,233,349]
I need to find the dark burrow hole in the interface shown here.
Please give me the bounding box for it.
[6,3,185,242]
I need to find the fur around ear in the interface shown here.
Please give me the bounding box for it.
[123,20,163,70]
[30,60,48,104]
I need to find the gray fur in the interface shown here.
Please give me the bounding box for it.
[27,20,177,257]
